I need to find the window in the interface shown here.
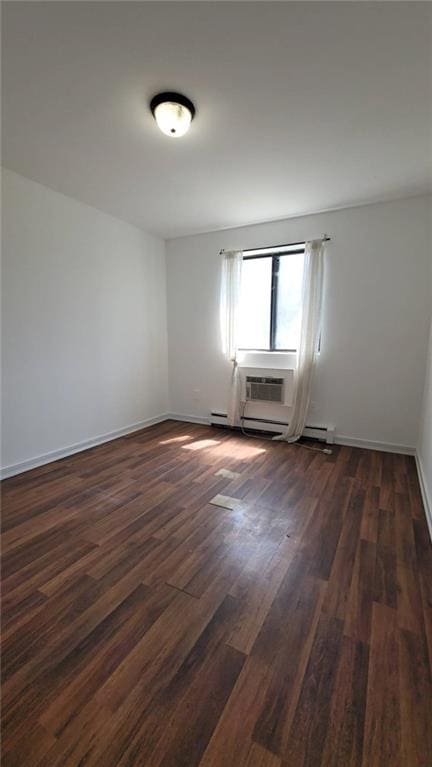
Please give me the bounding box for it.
[237,243,305,351]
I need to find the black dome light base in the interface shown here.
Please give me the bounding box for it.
[150,92,196,121]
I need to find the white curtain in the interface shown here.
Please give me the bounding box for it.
[220,250,243,426]
[274,239,324,443]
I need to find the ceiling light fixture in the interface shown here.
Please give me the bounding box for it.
[150,92,195,138]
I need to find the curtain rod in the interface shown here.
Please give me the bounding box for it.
[219,235,331,256]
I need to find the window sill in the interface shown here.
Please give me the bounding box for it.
[238,349,297,354]
[237,349,296,370]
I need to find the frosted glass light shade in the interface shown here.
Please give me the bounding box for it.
[154,101,192,137]
[150,92,195,138]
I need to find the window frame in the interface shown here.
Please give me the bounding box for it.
[239,244,305,353]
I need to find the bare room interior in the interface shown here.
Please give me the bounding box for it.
[1,2,431,766]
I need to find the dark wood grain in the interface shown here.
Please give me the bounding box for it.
[321,635,369,767]
[282,615,345,765]
[362,603,401,766]
[1,420,431,767]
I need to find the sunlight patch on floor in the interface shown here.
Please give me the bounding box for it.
[182,439,221,451]
[159,435,192,445]
[210,443,266,458]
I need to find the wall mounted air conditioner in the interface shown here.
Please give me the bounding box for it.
[245,376,284,404]
[239,367,294,407]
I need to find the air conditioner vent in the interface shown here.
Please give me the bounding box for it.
[245,376,284,403]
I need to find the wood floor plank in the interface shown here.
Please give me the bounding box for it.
[305,476,354,580]
[119,596,246,767]
[38,582,177,738]
[252,567,326,756]
[373,509,398,609]
[226,538,296,655]
[2,570,159,738]
[320,635,369,767]
[322,484,364,620]
[413,516,432,665]
[1,722,56,767]
[1,420,431,767]
[362,603,401,767]
[199,656,272,767]
[398,627,432,767]
[396,561,425,635]
[243,743,282,767]
[394,492,417,566]
[282,615,345,765]
[344,539,376,644]
[33,696,114,767]
[359,485,379,543]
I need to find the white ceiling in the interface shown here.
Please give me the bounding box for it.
[2,2,431,238]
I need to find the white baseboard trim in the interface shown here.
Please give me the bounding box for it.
[167,413,210,426]
[415,452,432,541]
[334,434,416,455]
[168,413,416,455]
[0,413,170,480]
[3,410,419,487]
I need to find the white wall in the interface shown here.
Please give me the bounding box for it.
[166,196,431,452]
[418,321,432,525]
[2,171,430,477]
[1,169,169,473]
[417,193,432,529]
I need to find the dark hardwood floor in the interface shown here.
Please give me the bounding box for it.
[2,419,432,767]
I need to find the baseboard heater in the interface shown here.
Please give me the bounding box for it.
[210,412,335,444]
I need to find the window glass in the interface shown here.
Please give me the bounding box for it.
[237,258,271,349]
[237,250,305,351]
[275,252,304,350]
